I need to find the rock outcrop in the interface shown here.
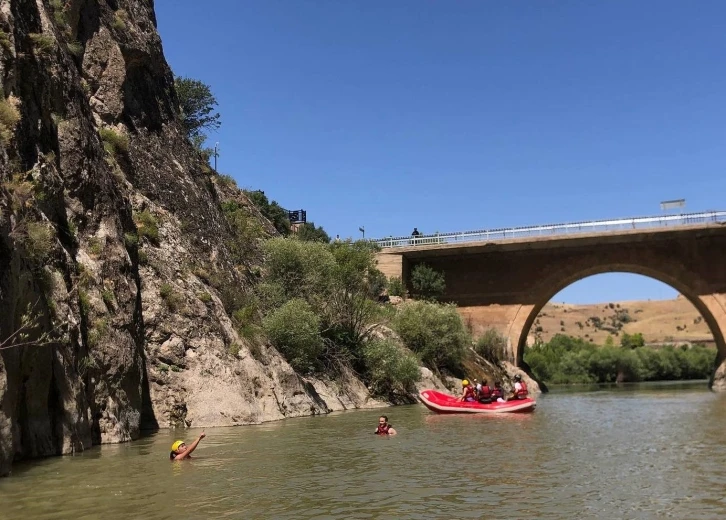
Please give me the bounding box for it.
[0,0,425,477]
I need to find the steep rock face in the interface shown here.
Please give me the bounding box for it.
[0,0,399,478]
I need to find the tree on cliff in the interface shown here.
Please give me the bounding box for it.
[175,76,221,152]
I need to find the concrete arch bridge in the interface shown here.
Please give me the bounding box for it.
[374,211,726,390]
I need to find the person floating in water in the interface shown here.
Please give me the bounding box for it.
[460,379,476,402]
[375,415,397,435]
[170,431,206,461]
[510,374,529,400]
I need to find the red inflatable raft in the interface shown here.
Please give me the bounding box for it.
[419,389,536,414]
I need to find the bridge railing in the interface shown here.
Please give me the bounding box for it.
[371,210,726,249]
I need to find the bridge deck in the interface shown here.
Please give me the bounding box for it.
[372,211,726,250]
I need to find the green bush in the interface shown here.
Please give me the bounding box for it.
[0,30,11,53]
[134,210,160,245]
[392,300,470,372]
[475,328,507,362]
[159,283,184,312]
[525,333,717,384]
[221,201,266,264]
[29,33,55,56]
[67,41,83,56]
[262,299,323,373]
[388,276,404,297]
[410,263,446,301]
[244,190,291,235]
[0,95,20,145]
[123,232,138,249]
[262,238,336,310]
[362,340,421,395]
[18,221,55,264]
[99,127,129,155]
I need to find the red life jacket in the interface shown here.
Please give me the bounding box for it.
[376,423,391,435]
[479,385,491,399]
[491,386,503,399]
[516,380,528,398]
[463,386,476,400]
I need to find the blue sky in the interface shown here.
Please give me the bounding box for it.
[155,1,725,304]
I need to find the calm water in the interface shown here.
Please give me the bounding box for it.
[2,382,726,519]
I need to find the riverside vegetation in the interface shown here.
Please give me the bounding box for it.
[524,333,715,385]
[0,0,501,478]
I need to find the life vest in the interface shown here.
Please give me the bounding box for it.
[376,423,391,435]
[463,386,476,400]
[479,385,491,399]
[516,380,528,399]
[491,386,503,399]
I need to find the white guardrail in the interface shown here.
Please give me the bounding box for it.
[371,211,726,249]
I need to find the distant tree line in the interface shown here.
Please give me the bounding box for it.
[525,334,716,384]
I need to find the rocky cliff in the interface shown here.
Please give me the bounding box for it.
[0,0,431,477]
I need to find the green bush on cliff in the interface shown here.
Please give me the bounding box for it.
[244,190,291,236]
[263,298,323,373]
[222,201,266,265]
[362,340,421,395]
[409,263,446,301]
[475,328,507,362]
[392,300,470,372]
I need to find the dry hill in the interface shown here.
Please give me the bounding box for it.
[531,295,713,347]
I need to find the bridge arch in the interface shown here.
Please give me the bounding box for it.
[511,263,726,387]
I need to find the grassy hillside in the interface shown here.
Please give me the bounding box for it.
[531,295,713,347]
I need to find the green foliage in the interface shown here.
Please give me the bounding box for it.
[244,190,291,235]
[29,33,55,56]
[198,292,212,304]
[99,127,129,156]
[123,232,138,249]
[392,301,470,372]
[101,290,115,309]
[475,328,507,362]
[0,30,12,53]
[362,340,421,395]
[78,291,91,315]
[134,210,160,245]
[218,174,237,189]
[175,76,221,147]
[524,333,716,384]
[112,9,128,30]
[159,283,184,312]
[261,238,336,309]
[388,276,404,297]
[221,201,266,264]
[294,222,330,243]
[228,342,241,357]
[621,332,645,349]
[67,41,83,57]
[410,263,446,301]
[263,299,323,373]
[0,95,20,145]
[17,221,55,264]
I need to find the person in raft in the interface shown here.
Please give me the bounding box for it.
[170,431,206,461]
[510,374,529,400]
[460,379,476,402]
[375,415,397,435]
[477,379,492,404]
[491,381,505,402]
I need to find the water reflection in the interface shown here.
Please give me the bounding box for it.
[1,384,725,519]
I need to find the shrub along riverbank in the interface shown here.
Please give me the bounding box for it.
[234,237,472,397]
[524,334,716,385]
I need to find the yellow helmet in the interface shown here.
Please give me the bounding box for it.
[462,379,469,386]
[171,440,184,452]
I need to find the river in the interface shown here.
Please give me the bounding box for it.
[1,382,725,519]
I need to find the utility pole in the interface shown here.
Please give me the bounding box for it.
[213,142,219,171]
[359,226,365,239]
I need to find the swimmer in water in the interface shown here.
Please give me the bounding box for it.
[170,431,206,461]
